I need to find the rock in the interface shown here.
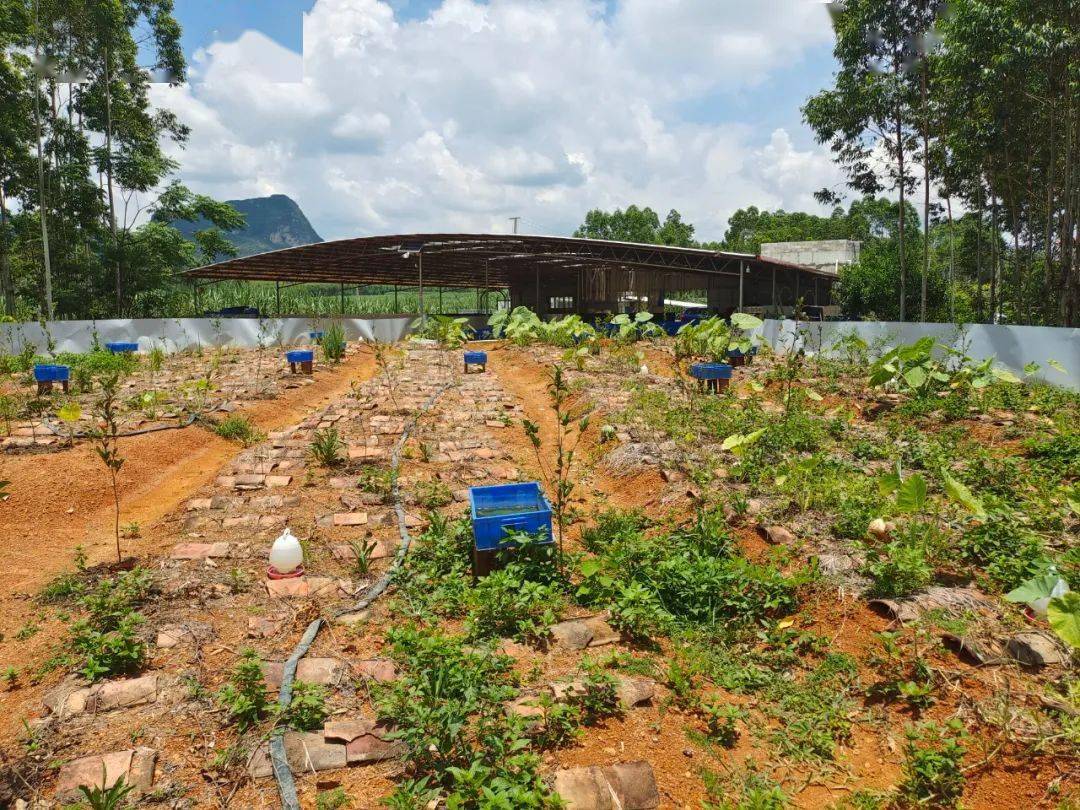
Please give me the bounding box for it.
[285,732,348,773]
[582,616,621,647]
[762,525,796,545]
[325,718,405,764]
[549,620,593,651]
[615,677,656,708]
[1006,632,1066,667]
[156,622,213,648]
[867,518,890,539]
[170,542,230,560]
[264,658,346,688]
[331,512,369,527]
[87,674,159,712]
[550,680,588,702]
[247,615,284,638]
[55,750,134,799]
[552,762,659,810]
[127,748,157,792]
[353,659,396,682]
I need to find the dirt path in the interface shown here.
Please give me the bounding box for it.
[487,344,673,524]
[0,348,376,608]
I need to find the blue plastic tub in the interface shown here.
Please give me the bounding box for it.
[309,331,324,341]
[33,364,70,382]
[105,342,138,354]
[464,351,487,365]
[286,350,314,364]
[470,482,553,551]
[689,362,733,381]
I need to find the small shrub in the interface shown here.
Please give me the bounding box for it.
[285,680,328,731]
[414,479,452,509]
[217,649,273,730]
[316,787,351,810]
[864,536,934,598]
[309,427,345,466]
[214,415,263,446]
[349,538,379,578]
[322,323,347,362]
[702,701,746,747]
[72,613,146,681]
[574,672,622,725]
[77,774,135,810]
[898,720,967,808]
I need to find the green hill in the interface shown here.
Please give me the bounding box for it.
[172,193,323,258]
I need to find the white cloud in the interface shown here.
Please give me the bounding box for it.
[153,0,842,241]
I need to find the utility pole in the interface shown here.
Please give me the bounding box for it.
[509,216,520,234]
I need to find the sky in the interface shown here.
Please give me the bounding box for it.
[157,0,845,243]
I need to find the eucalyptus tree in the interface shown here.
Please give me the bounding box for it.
[803,0,939,321]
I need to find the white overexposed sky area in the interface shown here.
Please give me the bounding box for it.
[157,0,846,241]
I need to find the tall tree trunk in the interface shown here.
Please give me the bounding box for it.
[32,0,53,320]
[896,108,907,323]
[920,54,930,321]
[103,45,121,316]
[990,193,999,323]
[0,186,14,316]
[946,195,954,322]
[975,189,984,323]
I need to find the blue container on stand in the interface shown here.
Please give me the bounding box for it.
[33,363,71,394]
[286,349,314,373]
[463,351,488,373]
[469,482,553,576]
[105,342,138,354]
[689,362,733,393]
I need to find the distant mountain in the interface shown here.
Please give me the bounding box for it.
[172,193,323,258]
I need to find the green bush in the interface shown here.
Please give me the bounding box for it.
[308,427,345,466]
[217,649,273,730]
[959,512,1046,591]
[322,323,347,362]
[214,415,263,446]
[863,536,934,598]
[898,720,967,808]
[285,680,328,730]
[70,568,153,681]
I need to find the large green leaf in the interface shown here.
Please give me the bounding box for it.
[896,474,927,513]
[1047,592,1080,648]
[721,429,765,456]
[941,471,985,516]
[902,365,927,390]
[1005,573,1061,604]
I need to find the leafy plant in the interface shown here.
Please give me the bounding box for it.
[349,538,379,578]
[309,427,345,467]
[217,649,273,730]
[702,701,746,747]
[727,312,764,355]
[77,771,135,810]
[898,720,967,808]
[91,373,126,563]
[1047,592,1080,649]
[322,322,347,361]
[489,306,543,344]
[214,415,263,446]
[414,314,472,348]
[608,310,663,344]
[522,364,590,552]
[284,680,328,730]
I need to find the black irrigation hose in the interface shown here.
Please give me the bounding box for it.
[270,377,455,810]
[38,412,202,439]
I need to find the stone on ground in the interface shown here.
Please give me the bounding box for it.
[552,761,659,809]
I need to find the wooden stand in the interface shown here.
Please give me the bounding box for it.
[36,380,69,396]
[289,360,314,374]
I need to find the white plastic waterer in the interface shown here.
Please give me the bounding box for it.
[269,527,304,575]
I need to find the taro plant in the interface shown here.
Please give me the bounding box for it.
[413,314,472,349]
[608,310,663,344]
[674,316,730,363]
[727,312,763,355]
[91,373,125,563]
[489,305,543,344]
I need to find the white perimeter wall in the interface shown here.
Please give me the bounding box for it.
[1,316,1077,390]
[762,320,1080,391]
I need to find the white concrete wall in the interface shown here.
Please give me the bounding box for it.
[0,316,415,355]
[761,319,1080,390]
[759,240,861,275]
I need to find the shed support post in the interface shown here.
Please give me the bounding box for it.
[438,286,443,313]
[535,263,540,312]
[339,283,345,314]
[738,261,744,311]
[275,281,281,316]
[418,252,425,328]
[771,267,776,317]
[193,282,201,315]
[814,277,819,305]
[394,285,398,312]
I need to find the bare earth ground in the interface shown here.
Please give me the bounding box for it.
[0,339,1074,808]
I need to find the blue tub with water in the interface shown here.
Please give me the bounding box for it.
[105,341,138,354]
[33,364,70,382]
[470,482,553,551]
